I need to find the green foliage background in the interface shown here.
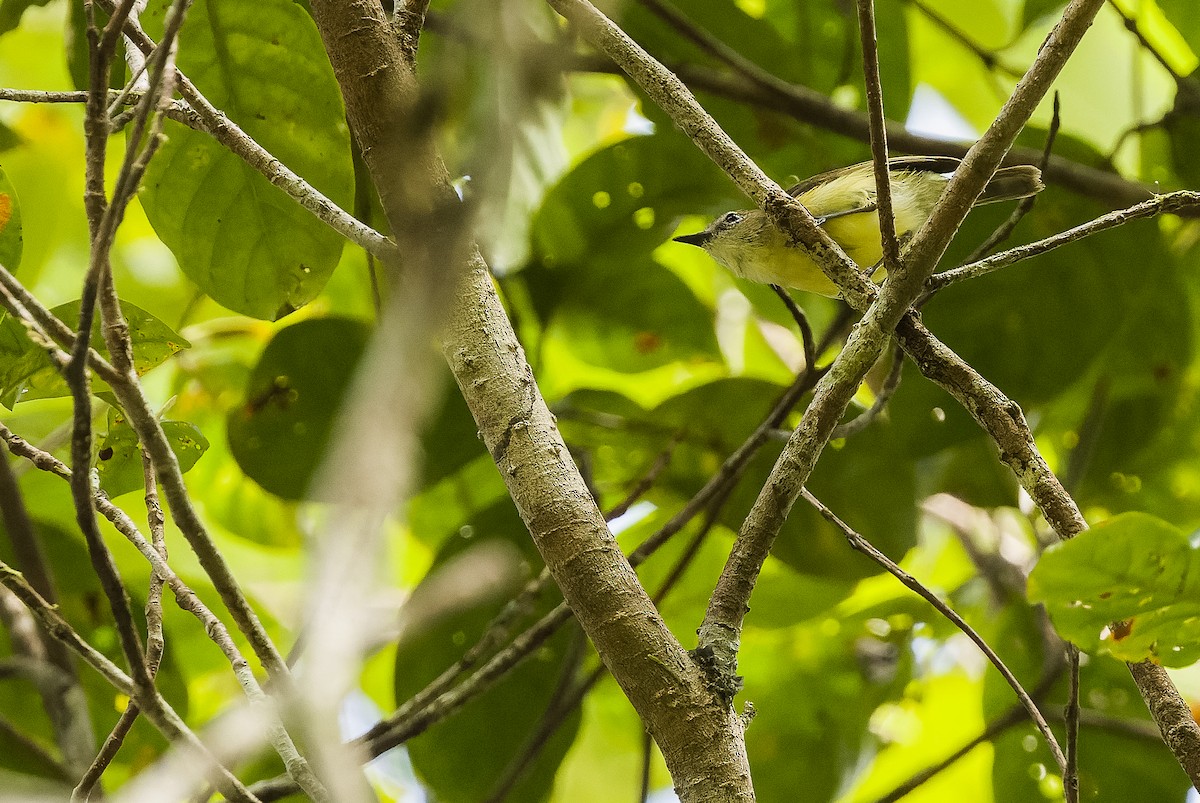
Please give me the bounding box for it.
[0,0,1198,800]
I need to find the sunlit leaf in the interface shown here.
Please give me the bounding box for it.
[1029,512,1200,666]
[96,411,209,498]
[140,0,354,320]
[0,300,190,408]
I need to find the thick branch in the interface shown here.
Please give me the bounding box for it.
[306,2,753,800]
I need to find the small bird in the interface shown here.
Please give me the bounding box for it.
[673,156,1044,297]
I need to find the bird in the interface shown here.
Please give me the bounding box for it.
[673,156,1044,297]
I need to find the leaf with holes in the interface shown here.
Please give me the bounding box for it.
[97,411,209,498]
[0,300,189,408]
[227,317,370,499]
[139,0,353,320]
[1029,512,1200,667]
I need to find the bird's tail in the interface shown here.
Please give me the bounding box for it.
[978,164,1045,204]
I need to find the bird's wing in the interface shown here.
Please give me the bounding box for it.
[784,156,963,197]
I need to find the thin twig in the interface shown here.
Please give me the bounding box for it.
[0,559,262,802]
[855,0,900,272]
[801,489,1065,771]
[639,728,653,803]
[925,190,1200,292]
[962,91,1061,265]
[93,0,396,261]
[0,422,324,800]
[1065,645,1081,803]
[605,434,683,521]
[71,449,170,802]
[770,285,816,370]
[830,339,903,440]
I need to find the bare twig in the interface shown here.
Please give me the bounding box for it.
[769,285,817,370]
[830,340,903,440]
[1065,645,1081,803]
[0,560,261,802]
[925,190,1200,293]
[71,449,170,802]
[801,489,1065,770]
[855,0,900,271]
[962,91,1061,265]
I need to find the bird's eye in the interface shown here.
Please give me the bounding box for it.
[718,212,743,228]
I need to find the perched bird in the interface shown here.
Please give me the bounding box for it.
[673,156,1044,297]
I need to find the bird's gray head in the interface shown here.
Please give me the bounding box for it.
[672,211,748,250]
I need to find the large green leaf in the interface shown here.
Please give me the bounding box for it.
[531,134,727,269]
[227,317,370,500]
[0,300,190,408]
[140,0,354,320]
[644,377,917,580]
[1029,512,1200,667]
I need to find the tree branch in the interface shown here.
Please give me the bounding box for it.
[306,2,753,799]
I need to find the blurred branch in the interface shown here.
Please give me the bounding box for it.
[0,560,260,803]
[0,453,95,778]
[395,0,433,61]
[801,489,1065,770]
[1106,0,1190,87]
[908,0,1025,78]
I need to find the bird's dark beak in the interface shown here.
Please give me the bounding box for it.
[673,231,712,248]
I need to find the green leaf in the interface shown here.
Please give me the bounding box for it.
[651,378,917,580]
[1029,512,1200,667]
[97,412,209,498]
[538,256,720,373]
[0,300,190,408]
[139,0,354,320]
[531,135,727,268]
[0,164,23,272]
[227,317,370,500]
